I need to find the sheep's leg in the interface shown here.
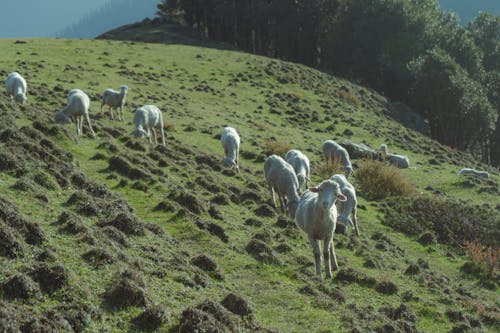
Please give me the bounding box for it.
[75,117,81,136]
[158,114,166,146]
[278,193,286,214]
[78,115,83,135]
[352,207,360,237]
[309,236,322,277]
[109,106,114,120]
[152,127,158,145]
[119,106,124,122]
[329,238,339,271]
[147,129,153,144]
[268,185,277,209]
[100,102,104,114]
[323,239,332,279]
[85,113,96,137]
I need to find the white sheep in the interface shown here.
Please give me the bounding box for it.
[322,140,353,178]
[295,179,347,278]
[54,89,96,137]
[6,72,27,104]
[221,126,240,172]
[264,155,300,219]
[100,85,128,121]
[284,149,310,191]
[330,174,360,237]
[458,168,489,178]
[378,144,410,169]
[131,105,166,146]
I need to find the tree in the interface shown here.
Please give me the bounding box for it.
[408,47,494,154]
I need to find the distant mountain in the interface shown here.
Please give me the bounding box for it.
[440,0,500,24]
[59,0,157,38]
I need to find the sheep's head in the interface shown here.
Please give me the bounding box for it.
[309,180,346,211]
[344,165,353,179]
[120,85,129,94]
[131,128,149,138]
[54,111,68,124]
[15,94,27,104]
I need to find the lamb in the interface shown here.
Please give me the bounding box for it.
[100,85,128,121]
[6,72,27,104]
[378,144,410,168]
[221,126,240,172]
[295,179,347,278]
[322,140,353,178]
[264,155,301,219]
[54,89,96,137]
[458,168,489,178]
[284,149,310,191]
[330,174,360,237]
[131,105,166,146]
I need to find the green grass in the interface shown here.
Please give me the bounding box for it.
[0,36,498,332]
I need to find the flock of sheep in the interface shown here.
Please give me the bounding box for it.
[6,72,166,145]
[5,71,492,279]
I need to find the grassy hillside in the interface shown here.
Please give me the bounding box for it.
[0,37,498,333]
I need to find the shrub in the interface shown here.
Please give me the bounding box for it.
[314,160,344,180]
[384,196,500,250]
[464,241,499,279]
[338,89,361,106]
[163,119,175,132]
[264,140,292,157]
[355,159,416,200]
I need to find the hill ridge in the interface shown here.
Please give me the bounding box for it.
[0,36,498,332]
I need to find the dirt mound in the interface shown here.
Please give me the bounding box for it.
[221,293,254,316]
[192,254,219,272]
[98,212,145,236]
[82,247,115,267]
[255,204,276,217]
[30,264,70,294]
[100,226,129,247]
[194,218,228,243]
[1,274,40,300]
[169,191,207,214]
[179,300,237,333]
[104,270,150,309]
[56,211,88,235]
[133,304,170,332]
[245,239,280,265]
[0,196,45,246]
[0,225,24,258]
[108,155,149,180]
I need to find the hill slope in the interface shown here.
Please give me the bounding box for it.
[0,37,498,333]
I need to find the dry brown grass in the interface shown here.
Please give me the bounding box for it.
[465,241,499,278]
[355,159,416,200]
[265,140,292,157]
[163,119,176,132]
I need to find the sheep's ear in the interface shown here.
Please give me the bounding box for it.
[337,194,347,202]
[309,187,319,193]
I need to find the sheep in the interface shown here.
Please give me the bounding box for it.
[458,168,489,178]
[100,85,128,121]
[264,155,300,219]
[330,174,360,237]
[322,140,353,178]
[284,149,310,191]
[295,179,347,278]
[131,105,166,146]
[54,89,96,137]
[6,72,27,104]
[220,126,240,172]
[378,144,410,169]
